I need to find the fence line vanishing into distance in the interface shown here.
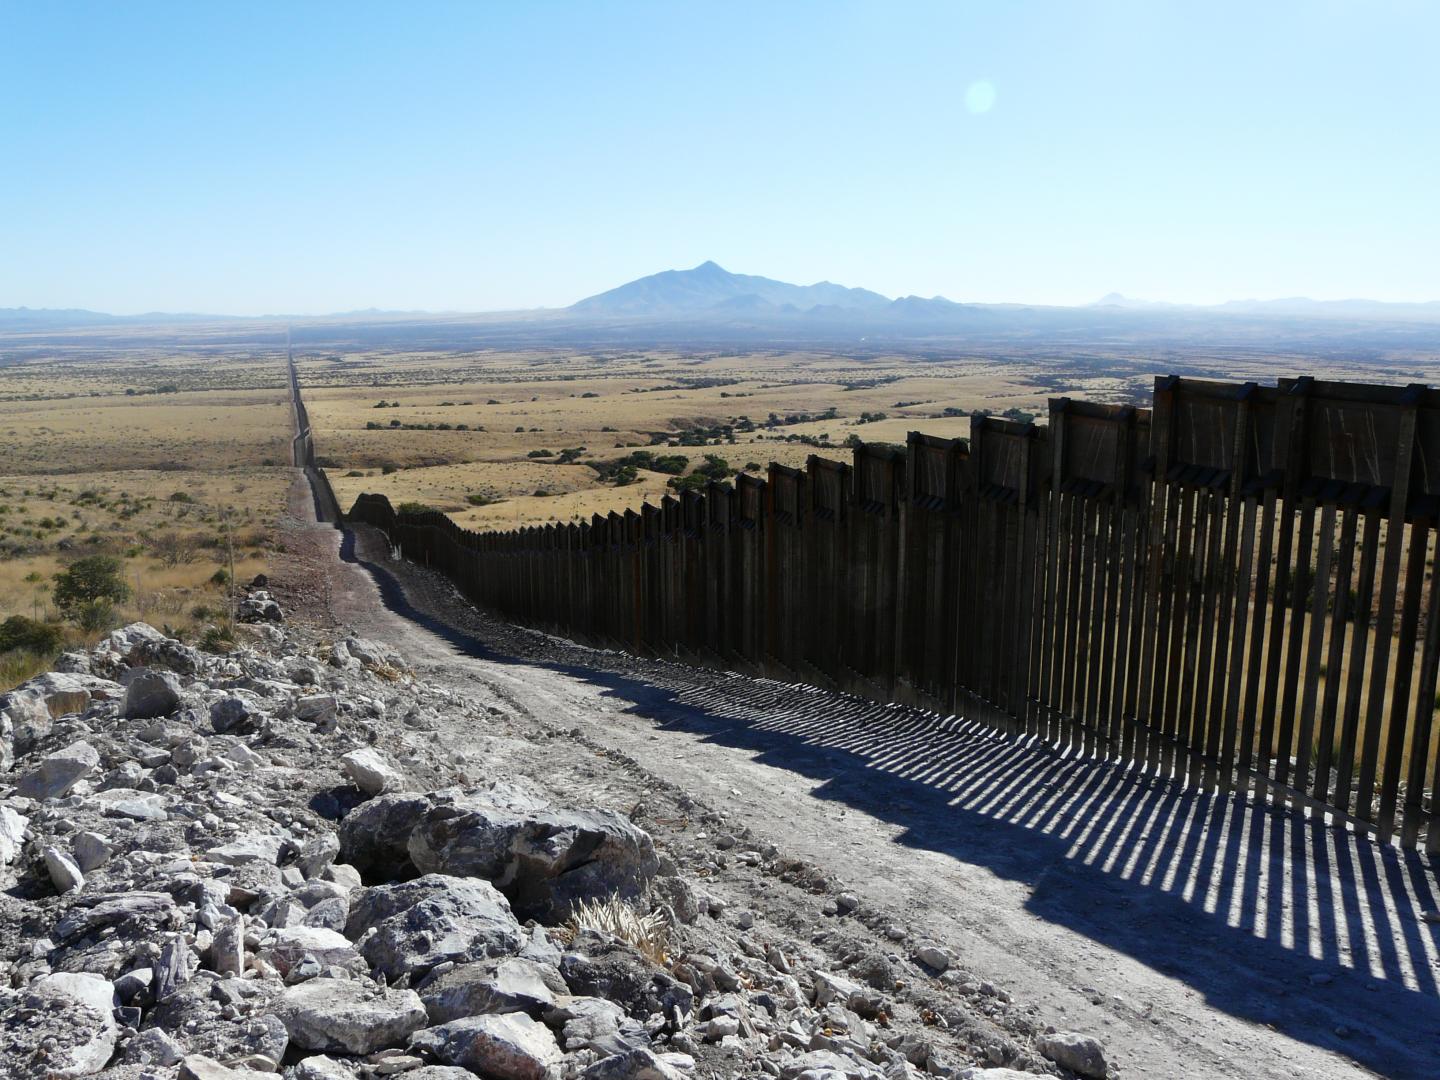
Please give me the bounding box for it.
[324,372,1440,851]
[288,345,342,524]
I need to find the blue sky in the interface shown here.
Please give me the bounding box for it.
[2,1,1437,314]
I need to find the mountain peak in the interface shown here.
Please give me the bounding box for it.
[570,262,890,316]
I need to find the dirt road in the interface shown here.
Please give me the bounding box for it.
[276,471,1440,1079]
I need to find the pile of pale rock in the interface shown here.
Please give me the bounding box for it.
[236,580,284,625]
[0,622,1103,1080]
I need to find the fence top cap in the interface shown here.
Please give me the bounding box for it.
[808,454,850,473]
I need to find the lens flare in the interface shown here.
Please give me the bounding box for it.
[965,80,997,115]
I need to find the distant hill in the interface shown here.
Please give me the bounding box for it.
[5,271,1438,348]
[1090,292,1440,322]
[570,260,892,315]
[0,306,130,328]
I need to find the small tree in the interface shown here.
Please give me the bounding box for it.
[53,555,129,620]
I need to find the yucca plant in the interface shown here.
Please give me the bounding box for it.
[566,897,670,965]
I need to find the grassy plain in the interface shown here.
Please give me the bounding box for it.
[305,345,1429,531]
[0,344,291,684]
[309,349,1117,529]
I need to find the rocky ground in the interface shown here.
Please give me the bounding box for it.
[0,594,1110,1080]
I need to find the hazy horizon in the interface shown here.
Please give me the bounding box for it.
[5,259,1439,323]
[4,2,1438,315]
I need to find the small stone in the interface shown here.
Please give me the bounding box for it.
[835,892,859,914]
[701,1015,739,1041]
[210,695,261,734]
[44,845,85,893]
[323,863,364,890]
[342,747,407,796]
[373,1053,425,1074]
[1036,1031,1109,1078]
[123,668,183,719]
[258,926,364,980]
[153,932,196,1002]
[93,787,170,821]
[114,966,155,1006]
[207,833,286,866]
[292,1055,357,1080]
[275,977,428,1054]
[0,805,28,864]
[178,1054,275,1080]
[211,914,245,975]
[303,896,349,932]
[409,1012,563,1079]
[123,1027,185,1066]
[914,945,951,973]
[72,831,113,872]
[419,956,567,1022]
[16,739,100,799]
[580,1047,686,1079]
[298,832,341,879]
[296,695,338,728]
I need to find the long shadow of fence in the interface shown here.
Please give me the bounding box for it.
[338,522,1440,1079]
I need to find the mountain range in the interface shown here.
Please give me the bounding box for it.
[566,263,1440,327]
[3,263,1439,339]
[569,260,972,321]
[1090,291,1440,321]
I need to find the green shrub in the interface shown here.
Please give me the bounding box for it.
[200,623,235,653]
[75,600,118,633]
[53,555,129,619]
[0,615,66,655]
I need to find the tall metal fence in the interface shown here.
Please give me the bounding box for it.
[342,375,1440,850]
[288,351,341,523]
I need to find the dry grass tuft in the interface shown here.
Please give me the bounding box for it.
[566,896,670,965]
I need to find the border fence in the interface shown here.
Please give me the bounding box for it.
[338,375,1440,850]
[288,349,341,523]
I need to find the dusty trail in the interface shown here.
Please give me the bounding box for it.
[274,469,1440,1079]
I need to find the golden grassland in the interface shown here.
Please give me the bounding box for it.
[2,388,291,474]
[308,350,1082,529]
[305,346,1428,533]
[0,344,286,400]
[0,350,293,686]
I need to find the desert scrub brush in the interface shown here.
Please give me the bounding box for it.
[566,896,670,965]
